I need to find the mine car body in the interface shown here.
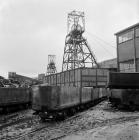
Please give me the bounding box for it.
[32,68,116,120]
[108,72,139,109]
[0,87,31,113]
[32,84,107,120]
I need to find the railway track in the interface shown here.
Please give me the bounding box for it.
[0,100,100,140]
[0,110,34,129]
[47,115,139,140]
[4,103,107,139]
[2,100,139,140]
[2,100,106,140]
[8,106,95,140]
[24,115,139,140]
[0,113,19,123]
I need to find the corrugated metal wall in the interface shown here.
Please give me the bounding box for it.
[0,88,30,105]
[117,25,139,72]
[44,68,116,87]
[118,40,134,62]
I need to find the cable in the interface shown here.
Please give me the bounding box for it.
[86,36,115,57]
[86,31,116,49]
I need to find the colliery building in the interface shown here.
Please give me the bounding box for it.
[38,73,45,82]
[8,72,38,86]
[99,58,117,69]
[115,23,139,72]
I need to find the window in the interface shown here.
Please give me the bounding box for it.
[119,61,135,72]
[136,28,139,37]
[118,31,133,43]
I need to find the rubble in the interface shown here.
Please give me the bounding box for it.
[0,101,139,140]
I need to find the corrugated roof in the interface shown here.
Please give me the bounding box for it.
[115,22,139,35]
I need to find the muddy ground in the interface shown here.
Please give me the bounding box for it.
[0,101,139,140]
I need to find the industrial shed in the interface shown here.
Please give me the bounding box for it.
[115,23,139,72]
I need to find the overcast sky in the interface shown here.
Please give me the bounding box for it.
[0,0,138,78]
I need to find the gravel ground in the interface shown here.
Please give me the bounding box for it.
[1,101,139,140]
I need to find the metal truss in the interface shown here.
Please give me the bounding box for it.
[62,10,98,71]
[46,55,57,75]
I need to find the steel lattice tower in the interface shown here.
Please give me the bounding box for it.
[62,10,98,71]
[46,55,57,75]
